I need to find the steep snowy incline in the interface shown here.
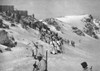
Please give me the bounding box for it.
[0,13,100,71]
[56,14,92,30]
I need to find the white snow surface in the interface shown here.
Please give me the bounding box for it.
[0,15,100,71]
[56,14,92,30]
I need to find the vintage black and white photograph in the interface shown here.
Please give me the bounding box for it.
[0,0,100,71]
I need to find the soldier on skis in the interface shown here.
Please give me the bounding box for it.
[33,54,47,71]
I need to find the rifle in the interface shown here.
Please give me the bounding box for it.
[46,50,48,71]
[32,42,38,59]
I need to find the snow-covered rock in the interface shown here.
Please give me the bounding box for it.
[0,30,17,47]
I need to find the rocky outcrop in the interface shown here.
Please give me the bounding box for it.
[72,26,85,36]
[0,19,9,29]
[0,30,17,47]
[44,18,61,31]
[81,15,99,39]
[83,22,99,39]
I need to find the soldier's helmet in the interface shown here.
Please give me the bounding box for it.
[81,62,88,68]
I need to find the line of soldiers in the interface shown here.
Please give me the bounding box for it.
[39,25,76,54]
[40,29,64,54]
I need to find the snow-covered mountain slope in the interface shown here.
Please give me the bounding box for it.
[42,14,100,58]
[56,14,100,39]
[56,14,92,30]
[0,15,52,71]
[41,15,100,71]
[0,14,100,71]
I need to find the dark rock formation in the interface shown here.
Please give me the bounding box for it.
[0,30,17,47]
[72,26,85,36]
[0,19,9,29]
[44,18,61,31]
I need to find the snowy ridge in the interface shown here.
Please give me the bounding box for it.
[0,13,100,71]
[56,14,91,30]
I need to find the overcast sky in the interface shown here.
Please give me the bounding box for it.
[0,0,100,19]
